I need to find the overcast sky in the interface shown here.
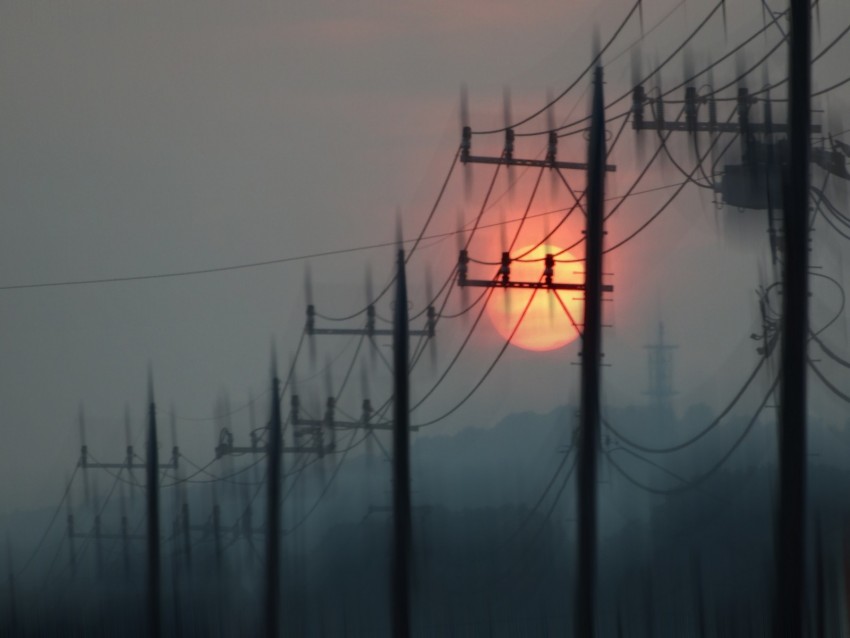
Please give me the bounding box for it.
[1,0,848,515]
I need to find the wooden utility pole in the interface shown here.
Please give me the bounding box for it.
[146,377,161,638]
[575,64,606,638]
[392,247,412,638]
[265,363,283,638]
[776,0,810,634]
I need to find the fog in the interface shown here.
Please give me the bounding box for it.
[1,0,849,634]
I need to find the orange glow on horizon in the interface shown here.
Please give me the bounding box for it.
[486,244,583,352]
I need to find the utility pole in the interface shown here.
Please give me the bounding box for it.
[776,0,809,634]
[265,362,282,638]
[6,535,16,636]
[147,376,162,638]
[392,247,412,638]
[575,64,606,638]
[66,475,76,578]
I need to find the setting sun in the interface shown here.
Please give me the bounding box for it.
[486,244,584,352]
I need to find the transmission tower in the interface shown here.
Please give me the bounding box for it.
[644,322,677,424]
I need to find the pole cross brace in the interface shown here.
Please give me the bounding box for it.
[462,154,616,172]
[214,443,330,458]
[459,279,613,292]
[632,120,822,134]
[85,462,175,470]
[310,328,431,336]
[295,418,418,432]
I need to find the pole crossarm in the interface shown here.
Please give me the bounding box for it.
[460,125,617,172]
[293,416,417,432]
[214,441,328,458]
[462,153,617,172]
[459,279,613,292]
[632,120,822,134]
[631,85,822,134]
[309,327,432,336]
[83,461,176,470]
[457,250,614,293]
[306,303,436,339]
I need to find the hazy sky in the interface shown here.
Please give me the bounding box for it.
[1,0,849,515]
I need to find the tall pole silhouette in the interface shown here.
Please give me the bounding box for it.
[6,535,16,636]
[576,64,606,638]
[265,358,283,638]
[146,374,162,638]
[392,246,412,638]
[777,0,810,634]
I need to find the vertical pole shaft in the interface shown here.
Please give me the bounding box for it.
[182,502,191,571]
[777,0,809,635]
[122,514,130,578]
[576,65,606,638]
[6,536,16,635]
[213,503,222,575]
[393,248,412,638]
[265,373,282,638]
[816,519,825,638]
[94,514,103,580]
[693,553,706,638]
[67,513,76,578]
[172,519,183,638]
[147,392,161,638]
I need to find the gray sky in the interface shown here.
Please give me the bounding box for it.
[1,0,849,515]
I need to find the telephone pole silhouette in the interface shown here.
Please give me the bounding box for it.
[776,0,810,634]
[392,247,412,638]
[146,375,162,638]
[265,361,283,638]
[576,64,607,638]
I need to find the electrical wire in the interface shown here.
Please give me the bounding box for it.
[14,465,79,579]
[602,354,767,454]
[607,375,778,495]
[470,0,644,135]
[809,357,850,403]
[415,276,544,428]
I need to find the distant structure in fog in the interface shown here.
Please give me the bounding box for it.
[644,322,677,423]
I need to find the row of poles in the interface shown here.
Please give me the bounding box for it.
[39,1,812,632]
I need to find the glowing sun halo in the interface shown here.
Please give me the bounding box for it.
[486,245,584,352]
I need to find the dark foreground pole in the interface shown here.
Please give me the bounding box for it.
[146,378,161,638]
[776,0,809,635]
[265,364,283,638]
[392,248,412,638]
[575,64,606,638]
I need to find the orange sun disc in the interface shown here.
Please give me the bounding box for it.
[485,244,584,352]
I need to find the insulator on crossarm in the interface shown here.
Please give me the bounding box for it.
[546,131,558,164]
[461,126,472,162]
[458,250,469,285]
[499,252,511,285]
[544,254,555,286]
[504,128,515,160]
[426,305,436,338]
[632,85,646,129]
